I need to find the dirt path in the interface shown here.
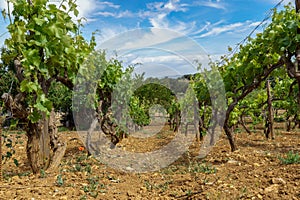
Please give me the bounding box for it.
[0,126,299,200]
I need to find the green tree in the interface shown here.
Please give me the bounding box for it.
[1,0,95,173]
[220,4,300,151]
[192,4,300,151]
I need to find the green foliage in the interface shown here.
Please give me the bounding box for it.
[74,50,136,135]
[3,171,31,180]
[130,80,180,129]
[129,96,150,126]
[272,68,298,121]
[82,176,104,198]
[189,162,217,174]
[144,180,171,192]
[39,169,47,178]
[48,81,72,112]
[220,4,298,122]
[3,0,95,121]
[56,174,64,186]
[133,83,176,109]
[279,151,300,164]
[190,4,300,137]
[1,132,22,166]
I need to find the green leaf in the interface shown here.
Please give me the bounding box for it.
[14,159,19,167]
[74,8,79,17]
[6,152,12,158]
[33,17,44,26]
[28,109,42,123]
[20,80,39,92]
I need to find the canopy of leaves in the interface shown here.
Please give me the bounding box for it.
[2,0,95,122]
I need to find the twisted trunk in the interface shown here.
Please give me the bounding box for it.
[26,110,66,173]
[2,93,66,173]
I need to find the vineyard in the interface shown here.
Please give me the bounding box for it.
[0,0,300,199]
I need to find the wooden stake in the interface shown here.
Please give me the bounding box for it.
[266,80,275,139]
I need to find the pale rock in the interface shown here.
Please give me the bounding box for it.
[271,178,286,185]
[264,184,279,193]
[257,194,263,199]
[126,166,134,172]
[253,163,260,167]
[127,191,135,197]
[227,160,240,165]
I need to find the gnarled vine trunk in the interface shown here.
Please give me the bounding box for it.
[26,110,66,173]
[2,93,66,173]
[26,116,50,173]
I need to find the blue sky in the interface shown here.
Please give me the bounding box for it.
[0,0,294,77]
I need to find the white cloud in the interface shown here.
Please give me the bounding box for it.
[96,11,115,17]
[117,10,135,18]
[193,0,227,10]
[146,0,188,13]
[97,28,210,78]
[120,28,187,51]
[195,21,261,38]
[96,25,130,45]
[144,0,191,31]
[75,0,99,19]
[163,0,188,12]
[98,1,120,9]
[149,13,169,28]
[192,20,224,35]
[96,10,135,18]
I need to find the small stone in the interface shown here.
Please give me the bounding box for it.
[127,191,135,197]
[253,163,260,167]
[264,184,279,193]
[271,178,286,185]
[125,166,134,171]
[257,194,263,199]
[227,160,239,165]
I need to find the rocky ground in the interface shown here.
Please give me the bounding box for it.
[0,124,299,200]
